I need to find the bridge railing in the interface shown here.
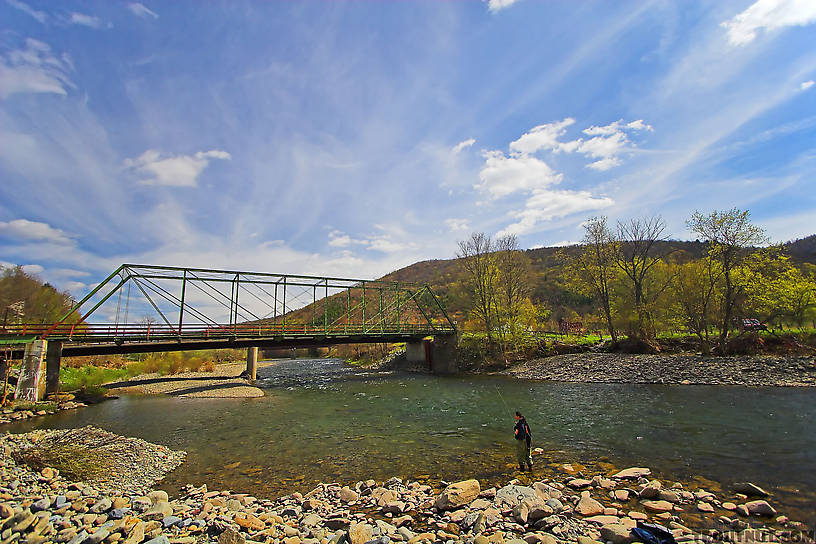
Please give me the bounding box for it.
[1,321,454,343]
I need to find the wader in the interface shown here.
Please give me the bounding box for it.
[515,439,532,470]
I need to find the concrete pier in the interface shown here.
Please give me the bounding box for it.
[246,346,258,383]
[430,335,458,374]
[406,340,425,365]
[46,340,63,397]
[15,340,47,402]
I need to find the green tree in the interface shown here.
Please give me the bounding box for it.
[457,232,499,342]
[671,257,723,353]
[494,234,533,348]
[688,208,767,346]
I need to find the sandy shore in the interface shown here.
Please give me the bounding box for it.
[103,361,277,398]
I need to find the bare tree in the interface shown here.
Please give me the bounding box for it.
[575,216,618,344]
[457,232,499,342]
[495,234,532,342]
[688,208,767,347]
[615,216,668,341]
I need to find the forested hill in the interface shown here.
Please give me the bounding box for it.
[380,237,815,324]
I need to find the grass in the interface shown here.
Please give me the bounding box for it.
[14,443,108,481]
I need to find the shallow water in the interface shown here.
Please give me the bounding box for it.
[9,358,816,518]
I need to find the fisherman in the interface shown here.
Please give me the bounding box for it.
[513,411,532,471]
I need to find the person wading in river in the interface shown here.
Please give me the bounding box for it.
[514,411,532,471]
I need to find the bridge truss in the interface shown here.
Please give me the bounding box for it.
[1,264,456,347]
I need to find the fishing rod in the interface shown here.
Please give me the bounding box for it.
[494,384,511,414]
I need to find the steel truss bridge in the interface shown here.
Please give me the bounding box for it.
[1,264,457,357]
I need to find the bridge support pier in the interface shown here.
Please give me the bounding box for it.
[405,341,426,367]
[46,341,63,397]
[15,340,47,402]
[430,335,458,375]
[246,347,258,383]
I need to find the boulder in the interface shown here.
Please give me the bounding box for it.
[639,481,662,499]
[733,483,770,498]
[612,468,651,480]
[494,484,536,509]
[349,522,374,544]
[744,500,777,517]
[600,523,634,544]
[657,490,680,503]
[576,492,604,516]
[642,500,673,514]
[435,480,480,511]
[697,502,714,513]
[339,487,359,503]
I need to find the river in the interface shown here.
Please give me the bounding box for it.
[8,358,816,519]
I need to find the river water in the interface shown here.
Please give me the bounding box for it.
[8,358,816,518]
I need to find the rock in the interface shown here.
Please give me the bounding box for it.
[122,521,145,544]
[585,515,621,526]
[567,479,593,489]
[642,500,673,514]
[109,508,129,520]
[744,500,777,517]
[340,487,359,503]
[697,502,715,513]
[577,538,603,544]
[612,468,651,480]
[147,491,169,504]
[733,483,770,497]
[614,490,629,502]
[325,518,350,531]
[112,498,129,510]
[349,522,374,544]
[600,524,634,544]
[434,480,480,511]
[528,504,553,521]
[512,501,530,524]
[217,528,245,544]
[639,481,662,499]
[737,505,750,517]
[143,536,171,544]
[383,501,406,514]
[31,497,51,512]
[657,490,680,503]
[576,492,604,516]
[532,483,561,501]
[143,501,173,520]
[90,498,112,514]
[1,503,15,518]
[162,515,182,529]
[494,485,538,509]
[41,467,57,480]
[723,502,737,511]
[628,511,648,521]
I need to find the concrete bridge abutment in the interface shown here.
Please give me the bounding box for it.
[46,340,63,397]
[430,335,459,375]
[15,340,47,402]
[246,347,258,383]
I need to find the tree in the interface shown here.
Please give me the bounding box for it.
[571,216,619,344]
[688,208,767,347]
[457,232,499,342]
[614,216,669,341]
[494,234,533,345]
[672,257,722,353]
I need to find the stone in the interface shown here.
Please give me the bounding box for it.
[494,485,537,509]
[697,502,715,513]
[744,500,777,517]
[576,492,604,516]
[147,491,169,504]
[143,537,171,544]
[434,480,480,511]
[325,518,350,531]
[162,516,182,529]
[639,481,662,499]
[532,483,561,501]
[383,501,406,514]
[349,522,374,544]
[614,490,630,501]
[600,524,634,544]
[143,501,173,520]
[577,538,603,544]
[340,488,359,503]
[527,504,553,521]
[567,479,593,490]
[122,521,145,544]
[218,528,245,544]
[40,467,57,480]
[723,502,737,511]
[31,498,51,512]
[612,468,651,480]
[111,498,129,510]
[642,500,673,514]
[733,483,770,498]
[544,499,562,512]
[657,490,679,503]
[512,501,530,524]
[585,515,621,526]
[90,499,112,514]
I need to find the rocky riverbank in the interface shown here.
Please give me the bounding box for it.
[502,354,816,386]
[0,400,87,426]
[103,363,270,398]
[2,427,813,544]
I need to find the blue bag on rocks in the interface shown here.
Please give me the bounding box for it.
[631,521,677,544]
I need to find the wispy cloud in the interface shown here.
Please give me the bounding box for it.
[487,0,522,14]
[721,0,816,46]
[444,218,470,232]
[451,138,475,153]
[0,39,75,98]
[123,150,231,187]
[0,219,75,245]
[5,0,46,23]
[801,80,815,91]
[127,2,158,19]
[69,12,105,29]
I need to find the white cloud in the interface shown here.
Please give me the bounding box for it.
[21,264,44,275]
[69,12,104,28]
[128,2,158,19]
[123,149,231,187]
[510,118,575,155]
[476,151,562,199]
[498,189,614,237]
[444,218,470,232]
[721,0,816,46]
[6,0,46,23]
[452,138,476,153]
[328,230,353,247]
[0,219,75,244]
[801,80,815,90]
[0,39,75,98]
[487,0,521,13]
[586,157,623,171]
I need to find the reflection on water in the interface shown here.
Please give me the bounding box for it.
[8,358,816,516]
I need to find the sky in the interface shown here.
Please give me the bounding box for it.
[1,0,815,298]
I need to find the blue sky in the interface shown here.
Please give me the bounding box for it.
[1,0,815,296]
